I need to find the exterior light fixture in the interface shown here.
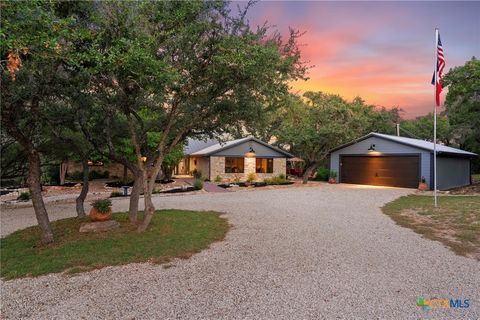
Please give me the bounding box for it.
[367,144,376,152]
[245,146,256,158]
[141,156,147,162]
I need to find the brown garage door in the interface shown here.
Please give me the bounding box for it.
[340,155,419,188]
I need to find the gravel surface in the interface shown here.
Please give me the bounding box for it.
[1,184,479,319]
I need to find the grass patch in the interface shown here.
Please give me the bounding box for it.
[382,195,480,260]
[0,210,229,279]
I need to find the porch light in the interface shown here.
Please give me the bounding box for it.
[245,146,256,158]
[367,144,376,152]
[141,156,147,162]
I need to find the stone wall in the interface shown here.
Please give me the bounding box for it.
[209,156,287,182]
[66,161,134,180]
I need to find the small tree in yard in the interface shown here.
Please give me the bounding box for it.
[0,2,86,243]
[275,93,369,184]
[79,1,306,231]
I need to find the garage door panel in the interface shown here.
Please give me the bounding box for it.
[340,156,419,188]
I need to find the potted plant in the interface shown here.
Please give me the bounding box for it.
[89,199,112,222]
[328,170,337,184]
[418,176,428,191]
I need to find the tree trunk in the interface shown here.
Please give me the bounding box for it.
[302,162,319,184]
[59,161,68,185]
[75,157,89,218]
[128,171,143,224]
[28,151,54,243]
[137,173,156,232]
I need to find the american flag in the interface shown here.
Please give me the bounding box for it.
[431,32,445,106]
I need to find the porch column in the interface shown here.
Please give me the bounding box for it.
[244,156,256,178]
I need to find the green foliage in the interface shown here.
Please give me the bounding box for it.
[67,171,83,181]
[193,179,204,190]
[265,175,290,185]
[214,175,222,183]
[315,166,329,181]
[162,145,184,179]
[88,170,109,180]
[17,192,30,201]
[192,170,203,180]
[329,170,337,179]
[0,210,229,279]
[443,57,480,172]
[91,199,112,213]
[246,173,256,183]
[275,93,370,170]
[110,191,123,198]
[400,113,451,145]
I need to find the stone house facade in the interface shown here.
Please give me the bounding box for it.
[175,137,292,182]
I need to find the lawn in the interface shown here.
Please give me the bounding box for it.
[0,210,229,279]
[382,195,480,260]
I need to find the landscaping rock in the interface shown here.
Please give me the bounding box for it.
[79,220,119,233]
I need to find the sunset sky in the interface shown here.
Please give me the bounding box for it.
[234,1,480,118]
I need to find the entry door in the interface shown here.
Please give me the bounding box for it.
[340,155,420,188]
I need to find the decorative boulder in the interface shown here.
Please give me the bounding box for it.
[79,220,120,233]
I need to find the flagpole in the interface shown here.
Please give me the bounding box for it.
[433,28,438,207]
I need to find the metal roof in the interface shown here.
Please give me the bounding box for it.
[184,138,222,155]
[330,132,478,156]
[186,136,293,157]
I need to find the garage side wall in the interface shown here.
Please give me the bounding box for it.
[330,137,431,187]
[436,157,470,190]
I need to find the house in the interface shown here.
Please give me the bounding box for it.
[329,132,477,190]
[174,137,293,181]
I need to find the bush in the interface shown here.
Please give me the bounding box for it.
[88,170,110,180]
[91,199,112,213]
[17,192,30,201]
[192,169,203,180]
[264,175,290,185]
[152,187,161,194]
[67,171,83,181]
[315,166,329,181]
[110,191,123,198]
[193,179,204,190]
[246,172,256,183]
[214,175,222,183]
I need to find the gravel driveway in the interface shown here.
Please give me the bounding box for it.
[1,184,479,319]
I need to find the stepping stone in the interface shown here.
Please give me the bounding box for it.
[79,220,120,233]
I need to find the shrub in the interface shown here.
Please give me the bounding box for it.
[246,172,256,183]
[264,175,290,185]
[315,166,329,181]
[193,179,204,190]
[91,199,112,213]
[192,169,203,180]
[88,170,110,180]
[67,171,83,181]
[329,170,337,179]
[214,175,222,183]
[278,173,286,180]
[17,192,30,201]
[152,187,161,194]
[233,175,241,184]
[110,191,123,198]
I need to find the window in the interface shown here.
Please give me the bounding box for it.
[225,157,244,173]
[256,158,273,173]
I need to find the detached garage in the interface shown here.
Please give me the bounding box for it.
[330,133,477,190]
